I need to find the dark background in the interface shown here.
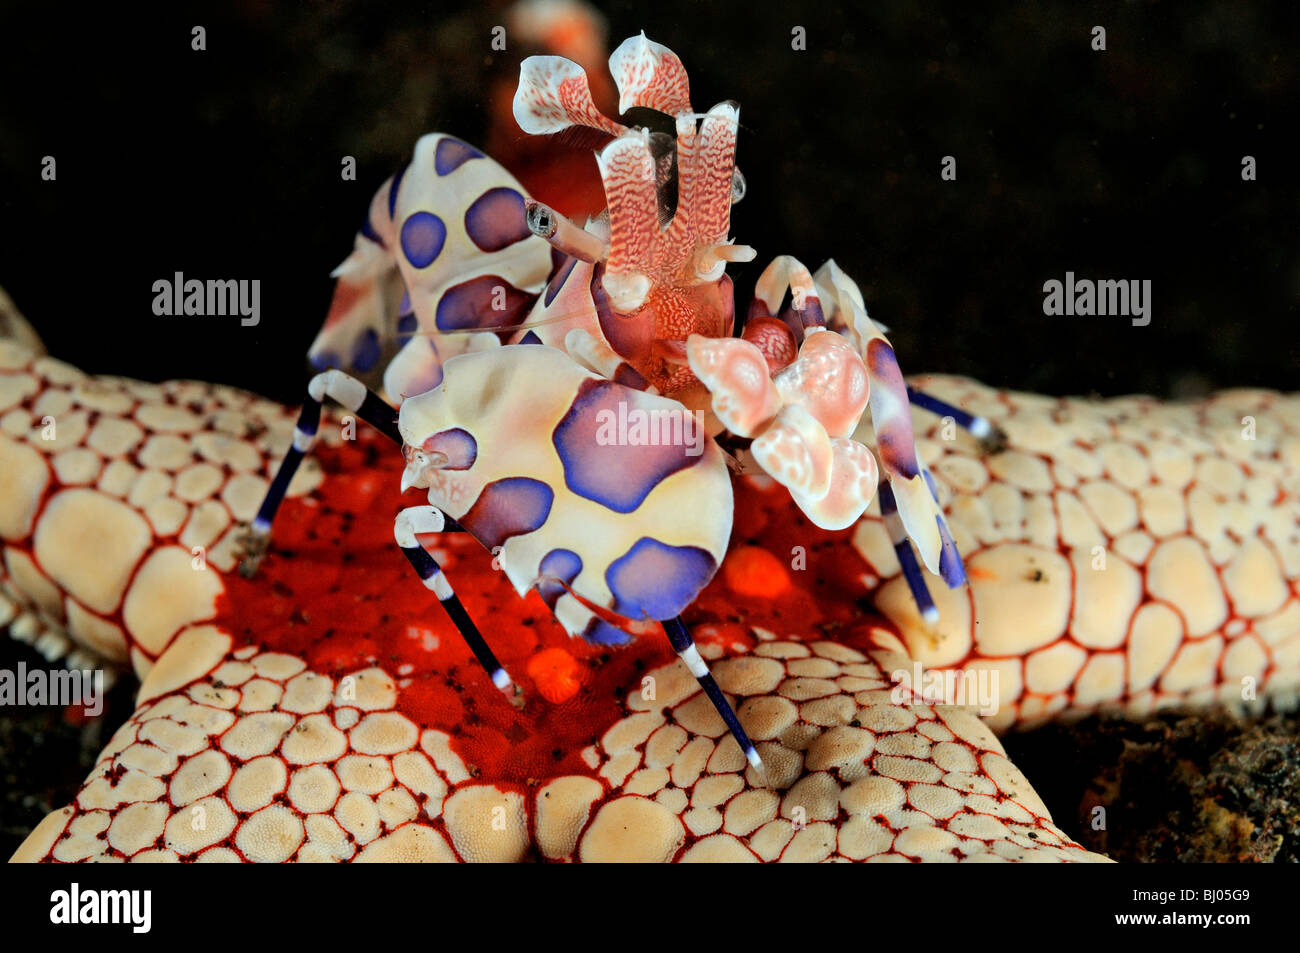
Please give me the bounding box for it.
[0,0,1295,402]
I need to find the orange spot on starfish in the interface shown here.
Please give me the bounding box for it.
[724,545,790,597]
[526,647,585,703]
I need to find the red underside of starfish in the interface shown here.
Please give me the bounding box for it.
[215,436,895,788]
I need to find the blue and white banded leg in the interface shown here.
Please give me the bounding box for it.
[877,482,940,627]
[906,386,1007,453]
[238,369,456,576]
[663,616,766,780]
[394,505,520,706]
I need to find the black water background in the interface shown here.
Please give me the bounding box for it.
[0,0,1295,401]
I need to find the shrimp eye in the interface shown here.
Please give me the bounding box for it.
[730,168,746,204]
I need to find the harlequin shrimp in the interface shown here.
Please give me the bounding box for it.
[239,33,1003,777]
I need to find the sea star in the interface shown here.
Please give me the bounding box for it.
[2,310,1295,862]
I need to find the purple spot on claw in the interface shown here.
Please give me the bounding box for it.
[434,137,484,175]
[464,187,531,252]
[460,477,553,551]
[606,537,717,620]
[401,211,447,268]
[552,379,702,514]
[421,428,477,470]
[351,329,381,372]
[545,256,578,306]
[360,214,385,249]
[536,548,582,609]
[387,164,408,220]
[435,275,535,332]
[581,618,633,646]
